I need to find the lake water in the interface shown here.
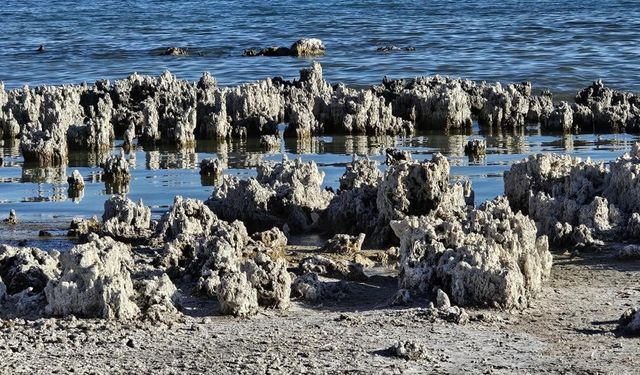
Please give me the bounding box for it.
[1,0,640,247]
[1,0,639,94]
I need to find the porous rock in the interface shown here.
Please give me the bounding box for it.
[45,235,140,319]
[321,233,365,256]
[102,153,131,183]
[299,255,367,281]
[290,38,326,57]
[101,195,152,241]
[291,272,350,302]
[389,341,432,361]
[216,271,258,317]
[391,196,552,309]
[157,197,291,315]
[0,245,59,296]
[207,156,334,233]
[134,273,181,323]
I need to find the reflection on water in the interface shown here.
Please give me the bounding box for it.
[1,127,639,224]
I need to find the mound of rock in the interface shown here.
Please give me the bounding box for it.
[321,233,365,256]
[391,196,552,309]
[322,84,413,135]
[323,157,383,240]
[619,307,640,335]
[377,153,460,222]
[243,38,325,58]
[0,245,59,296]
[157,197,291,316]
[207,156,334,233]
[101,153,131,182]
[324,153,473,245]
[375,76,553,130]
[573,80,640,132]
[291,272,350,302]
[388,341,432,361]
[101,196,152,241]
[503,145,640,245]
[67,169,85,190]
[133,273,181,323]
[464,139,486,157]
[199,157,225,181]
[290,38,326,57]
[44,235,139,319]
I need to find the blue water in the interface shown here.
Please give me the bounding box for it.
[1,0,639,94]
[2,1,640,247]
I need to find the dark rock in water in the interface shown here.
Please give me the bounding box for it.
[38,230,52,237]
[67,169,85,191]
[243,38,325,57]
[376,45,416,53]
[101,153,131,183]
[161,47,189,56]
[259,134,280,151]
[3,210,18,225]
[199,158,225,177]
[464,139,486,157]
[385,148,411,165]
[243,47,291,57]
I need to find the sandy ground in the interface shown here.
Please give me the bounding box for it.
[0,246,638,375]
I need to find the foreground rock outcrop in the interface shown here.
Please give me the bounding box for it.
[391,197,552,309]
[158,196,291,316]
[44,235,139,319]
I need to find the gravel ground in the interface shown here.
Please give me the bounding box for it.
[0,248,638,375]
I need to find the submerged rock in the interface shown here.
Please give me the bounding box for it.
[464,139,486,157]
[67,169,85,190]
[161,47,189,56]
[376,46,416,53]
[259,134,281,151]
[391,196,552,309]
[199,157,225,180]
[244,38,325,58]
[3,209,18,225]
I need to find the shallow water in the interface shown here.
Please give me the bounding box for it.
[1,126,638,227]
[1,1,640,94]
